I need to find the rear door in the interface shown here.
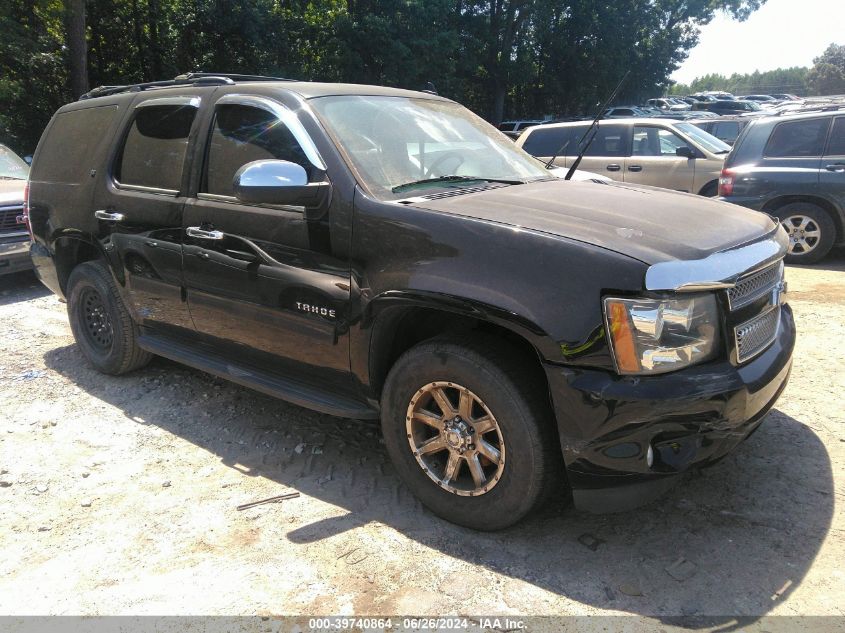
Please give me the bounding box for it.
[761,117,830,198]
[518,126,575,167]
[625,125,696,192]
[570,124,630,179]
[181,94,352,381]
[821,116,845,212]
[92,95,201,332]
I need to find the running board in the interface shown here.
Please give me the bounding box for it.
[137,333,378,420]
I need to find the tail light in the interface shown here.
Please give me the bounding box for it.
[718,169,734,197]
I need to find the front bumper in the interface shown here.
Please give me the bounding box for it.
[545,303,795,512]
[0,234,33,275]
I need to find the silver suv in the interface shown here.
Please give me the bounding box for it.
[517,118,731,196]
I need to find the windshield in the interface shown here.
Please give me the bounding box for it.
[675,122,732,154]
[310,96,550,200]
[0,145,29,180]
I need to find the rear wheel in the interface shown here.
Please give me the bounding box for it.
[774,202,835,264]
[380,335,562,530]
[67,261,152,375]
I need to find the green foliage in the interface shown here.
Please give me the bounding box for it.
[669,67,811,96]
[1,0,770,154]
[807,43,845,96]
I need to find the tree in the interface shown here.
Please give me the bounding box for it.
[808,43,845,96]
[64,0,88,97]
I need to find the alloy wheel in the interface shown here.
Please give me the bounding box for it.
[405,381,505,496]
[782,215,821,255]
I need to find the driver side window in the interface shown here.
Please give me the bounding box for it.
[202,104,311,197]
[632,126,689,156]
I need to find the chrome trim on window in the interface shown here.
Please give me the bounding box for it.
[644,223,788,292]
[136,96,201,109]
[214,94,327,171]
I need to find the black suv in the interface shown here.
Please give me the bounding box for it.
[27,73,795,529]
[719,109,845,263]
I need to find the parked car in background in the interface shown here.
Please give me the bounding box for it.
[517,117,730,196]
[770,93,801,102]
[686,94,717,103]
[739,95,777,103]
[0,143,32,275]
[646,98,689,111]
[602,106,652,118]
[719,108,845,263]
[692,99,763,115]
[498,120,543,134]
[689,116,754,145]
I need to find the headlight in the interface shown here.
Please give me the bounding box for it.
[603,294,721,375]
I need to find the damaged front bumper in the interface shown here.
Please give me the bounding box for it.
[545,303,795,512]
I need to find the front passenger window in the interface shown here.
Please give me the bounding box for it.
[203,104,311,197]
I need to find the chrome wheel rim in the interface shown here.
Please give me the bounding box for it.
[406,381,505,496]
[782,215,821,255]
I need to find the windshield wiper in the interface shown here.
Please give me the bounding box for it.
[392,175,524,193]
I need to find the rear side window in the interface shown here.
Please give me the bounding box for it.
[521,127,574,157]
[585,125,628,157]
[825,117,845,156]
[202,104,310,197]
[764,118,829,157]
[31,105,118,183]
[712,121,740,143]
[116,104,197,191]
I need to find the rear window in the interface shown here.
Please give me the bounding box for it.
[825,117,845,156]
[765,118,830,157]
[116,104,197,191]
[584,125,628,157]
[521,127,575,157]
[31,105,119,183]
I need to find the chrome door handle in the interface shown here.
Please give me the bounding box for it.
[825,163,845,172]
[94,210,125,221]
[628,165,643,172]
[606,164,621,172]
[186,226,225,240]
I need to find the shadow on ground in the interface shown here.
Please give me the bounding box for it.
[0,271,49,306]
[42,342,834,624]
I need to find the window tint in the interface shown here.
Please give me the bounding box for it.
[712,121,740,143]
[31,105,118,184]
[825,117,845,156]
[521,127,574,157]
[583,125,628,157]
[117,104,196,190]
[203,104,310,196]
[632,127,688,156]
[765,118,830,157]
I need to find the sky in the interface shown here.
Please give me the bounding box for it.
[671,0,845,84]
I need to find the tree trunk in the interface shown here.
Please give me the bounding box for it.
[64,0,89,97]
[491,78,506,125]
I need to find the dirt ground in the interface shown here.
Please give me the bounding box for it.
[0,252,843,624]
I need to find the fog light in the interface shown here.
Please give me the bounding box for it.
[646,445,654,468]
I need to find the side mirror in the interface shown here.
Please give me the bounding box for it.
[233,160,331,209]
[675,146,695,159]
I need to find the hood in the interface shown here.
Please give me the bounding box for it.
[0,179,25,206]
[407,179,776,264]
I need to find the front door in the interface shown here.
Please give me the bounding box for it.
[625,125,696,192]
[181,94,352,383]
[92,96,201,332]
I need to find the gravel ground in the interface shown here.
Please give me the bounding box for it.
[0,253,843,623]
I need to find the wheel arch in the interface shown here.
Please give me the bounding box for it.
[697,179,718,196]
[362,292,554,408]
[763,195,844,243]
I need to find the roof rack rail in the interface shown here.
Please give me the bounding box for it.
[79,71,297,101]
[775,103,845,116]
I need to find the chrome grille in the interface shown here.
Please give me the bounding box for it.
[0,204,25,233]
[735,306,780,363]
[727,261,783,311]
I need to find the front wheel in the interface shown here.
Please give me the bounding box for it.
[380,335,562,530]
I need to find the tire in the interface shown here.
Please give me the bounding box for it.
[66,261,152,375]
[699,180,718,197]
[774,202,836,265]
[380,334,562,530]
